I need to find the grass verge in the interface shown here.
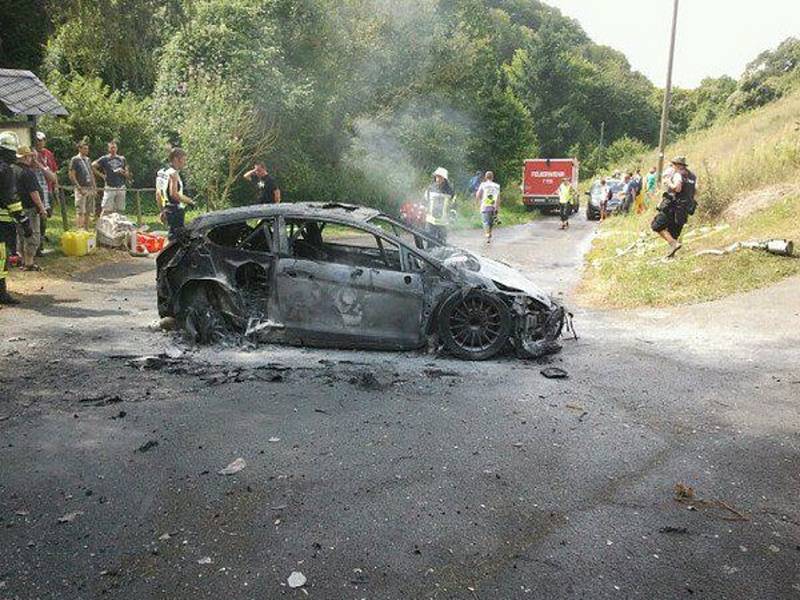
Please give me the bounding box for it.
[576,195,800,308]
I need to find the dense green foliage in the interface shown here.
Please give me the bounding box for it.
[38,73,163,187]
[5,1,797,212]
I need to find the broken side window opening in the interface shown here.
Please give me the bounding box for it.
[283,218,404,272]
[207,219,275,253]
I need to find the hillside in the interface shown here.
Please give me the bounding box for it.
[577,88,800,308]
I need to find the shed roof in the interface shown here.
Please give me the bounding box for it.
[0,69,68,117]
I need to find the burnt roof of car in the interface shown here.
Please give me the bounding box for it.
[188,202,384,230]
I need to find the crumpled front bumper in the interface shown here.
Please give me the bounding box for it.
[510,296,568,359]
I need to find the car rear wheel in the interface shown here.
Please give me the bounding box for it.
[178,283,231,344]
[437,291,512,360]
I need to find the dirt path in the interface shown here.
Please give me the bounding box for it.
[1,214,798,599]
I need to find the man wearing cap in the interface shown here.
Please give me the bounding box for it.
[651,156,697,257]
[13,146,47,271]
[425,167,454,243]
[69,140,96,230]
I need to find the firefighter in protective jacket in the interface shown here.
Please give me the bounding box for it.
[425,166,454,244]
[0,131,32,305]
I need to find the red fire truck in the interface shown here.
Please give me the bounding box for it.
[522,158,579,212]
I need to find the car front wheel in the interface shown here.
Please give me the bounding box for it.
[437,290,512,360]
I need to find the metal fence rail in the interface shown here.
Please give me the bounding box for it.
[56,185,159,230]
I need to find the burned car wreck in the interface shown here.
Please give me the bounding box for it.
[156,203,569,361]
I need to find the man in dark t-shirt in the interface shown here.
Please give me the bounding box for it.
[92,140,129,215]
[13,147,47,271]
[243,163,281,204]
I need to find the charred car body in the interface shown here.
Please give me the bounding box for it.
[156,203,568,361]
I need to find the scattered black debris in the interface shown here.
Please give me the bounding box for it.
[314,408,329,415]
[423,368,460,379]
[540,367,568,379]
[79,394,123,407]
[137,440,159,453]
[111,411,127,420]
[349,371,386,391]
[659,526,689,535]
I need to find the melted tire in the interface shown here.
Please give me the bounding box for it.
[178,284,228,344]
[437,290,512,361]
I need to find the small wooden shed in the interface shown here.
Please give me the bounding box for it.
[0,68,68,147]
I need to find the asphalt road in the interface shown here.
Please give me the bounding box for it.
[1,212,798,599]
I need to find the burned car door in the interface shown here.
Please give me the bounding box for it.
[275,218,425,349]
[204,218,277,320]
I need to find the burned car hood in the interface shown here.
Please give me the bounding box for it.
[431,248,555,308]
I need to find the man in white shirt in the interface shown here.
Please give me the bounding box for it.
[475,171,500,244]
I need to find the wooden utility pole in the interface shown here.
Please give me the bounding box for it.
[657,0,680,180]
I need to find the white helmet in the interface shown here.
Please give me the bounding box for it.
[433,167,449,180]
[0,131,20,153]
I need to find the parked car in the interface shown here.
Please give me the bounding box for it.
[586,178,625,220]
[156,202,567,361]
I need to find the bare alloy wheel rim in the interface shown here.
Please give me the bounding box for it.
[448,296,504,352]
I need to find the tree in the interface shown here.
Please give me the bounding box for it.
[39,72,162,188]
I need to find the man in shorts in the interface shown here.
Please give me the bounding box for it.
[651,156,697,258]
[475,171,500,244]
[69,140,96,230]
[93,140,130,215]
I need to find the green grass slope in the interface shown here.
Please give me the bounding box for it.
[578,90,800,308]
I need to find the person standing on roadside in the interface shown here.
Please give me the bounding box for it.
[651,156,697,258]
[35,132,58,254]
[425,167,454,244]
[13,146,47,271]
[30,149,56,256]
[242,162,281,204]
[93,140,130,215]
[558,177,573,230]
[645,166,657,208]
[157,147,193,240]
[0,131,33,305]
[475,171,500,244]
[620,172,635,213]
[599,177,610,221]
[69,140,96,230]
[633,169,645,214]
[468,170,483,196]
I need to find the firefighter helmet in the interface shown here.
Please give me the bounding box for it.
[0,131,20,153]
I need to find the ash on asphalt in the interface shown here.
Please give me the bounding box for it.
[1,214,798,599]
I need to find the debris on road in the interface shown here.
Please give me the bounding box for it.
[288,571,307,588]
[57,511,84,524]
[673,482,749,521]
[197,556,213,565]
[349,371,386,391]
[659,526,689,535]
[268,437,280,443]
[218,457,247,475]
[79,394,123,406]
[540,367,568,379]
[674,483,694,500]
[137,440,159,453]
